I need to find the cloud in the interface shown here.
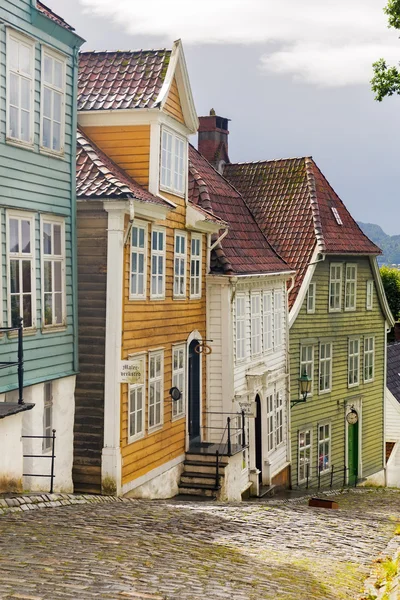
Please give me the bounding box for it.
[78,0,400,87]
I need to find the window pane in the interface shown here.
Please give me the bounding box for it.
[44,261,52,292]
[10,106,18,139]
[23,295,32,328]
[54,60,63,88]
[11,296,20,328]
[44,293,52,325]
[22,260,31,293]
[20,77,30,111]
[44,55,53,84]
[43,223,52,254]
[43,87,52,119]
[53,122,61,152]
[10,260,19,293]
[53,225,62,255]
[10,73,19,106]
[20,110,30,142]
[43,118,51,149]
[10,219,19,253]
[54,294,62,324]
[10,39,19,70]
[54,262,62,292]
[20,44,31,75]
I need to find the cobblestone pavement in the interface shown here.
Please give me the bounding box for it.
[0,488,399,599]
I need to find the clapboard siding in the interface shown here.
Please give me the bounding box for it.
[164,77,185,124]
[290,256,386,486]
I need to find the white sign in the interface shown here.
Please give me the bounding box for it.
[119,359,145,384]
[237,401,257,418]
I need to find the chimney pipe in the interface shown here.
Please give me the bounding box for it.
[198,109,230,171]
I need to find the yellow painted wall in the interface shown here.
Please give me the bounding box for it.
[82,125,151,187]
[164,77,185,124]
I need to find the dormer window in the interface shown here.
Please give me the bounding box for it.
[160,127,186,196]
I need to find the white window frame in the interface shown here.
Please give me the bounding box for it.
[7,210,36,329]
[266,393,275,452]
[6,28,35,147]
[235,294,246,362]
[263,291,273,352]
[274,289,284,347]
[366,280,374,311]
[317,422,331,474]
[300,344,314,397]
[40,215,66,329]
[40,46,66,156]
[128,353,146,443]
[319,342,332,394]
[43,381,53,452]
[173,231,187,299]
[190,234,202,299]
[329,263,342,312]
[298,428,312,484]
[275,389,284,447]
[251,292,262,356]
[348,338,360,388]
[344,263,357,312]
[150,226,166,300]
[130,220,147,300]
[307,282,316,314]
[148,350,164,431]
[364,336,375,383]
[172,344,186,420]
[160,127,187,197]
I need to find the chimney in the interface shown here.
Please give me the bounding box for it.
[198,109,230,171]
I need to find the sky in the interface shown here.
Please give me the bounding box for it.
[50,0,400,234]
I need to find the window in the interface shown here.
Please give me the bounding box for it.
[298,429,312,483]
[348,338,360,387]
[319,342,332,393]
[41,48,65,154]
[307,282,316,314]
[174,232,186,298]
[235,295,246,361]
[263,292,273,351]
[274,289,284,347]
[41,217,65,327]
[275,389,284,446]
[148,351,163,429]
[6,29,34,145]
[43,382,53,452]
[130,222,147,299]
[7,211,35,328]
[364,336,375,383]
[190,235,202,298]
[160,128,186,195]
[266,394,274,452]
[345,264,357,311]
[172,345,185,419]
[366,280,373,310]
[318,423,330,473]
[129,377,145,442]
[300,345,314,396]
[251,292,262,356]
[329,263,342,312]
[150,228,165,299]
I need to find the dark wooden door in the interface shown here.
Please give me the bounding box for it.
[348,420,359,485]
[255,395,262,484]
[188,340,201,446]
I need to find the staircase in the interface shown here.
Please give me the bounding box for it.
[178,451,228,498]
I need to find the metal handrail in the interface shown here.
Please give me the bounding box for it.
[298,464,358,490]
[0,318,24,404]
[22,429,56,493]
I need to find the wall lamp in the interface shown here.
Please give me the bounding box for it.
[291,371,312,408]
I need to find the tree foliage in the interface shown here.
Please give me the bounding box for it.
[380,266,400,320]
[371,0,400,101]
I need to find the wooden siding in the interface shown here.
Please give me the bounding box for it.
[73,203,108,493]
[290,257,386,487]
[164,77,185,124]
[82,126,151,187]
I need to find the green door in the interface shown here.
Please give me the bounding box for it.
[348,422,359,485]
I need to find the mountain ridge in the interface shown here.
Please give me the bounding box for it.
[357,221,400,265]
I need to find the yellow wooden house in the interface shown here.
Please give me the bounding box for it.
[74,41,225,496]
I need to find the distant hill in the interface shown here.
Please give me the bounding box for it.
[357,222,400,265]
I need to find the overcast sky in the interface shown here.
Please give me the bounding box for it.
[51,0,399,234]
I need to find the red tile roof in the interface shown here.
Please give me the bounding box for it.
[78,50,171,111]
[189,146,290,276]
[224,157,381,305]
[37,1,75,31]
[76,129,169,207]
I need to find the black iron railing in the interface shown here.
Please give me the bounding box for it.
[297,463,358,490]
[0,317,24,404]
[22,429,56,493]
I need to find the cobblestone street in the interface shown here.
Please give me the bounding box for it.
[0,489,399,599]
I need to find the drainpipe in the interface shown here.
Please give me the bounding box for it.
[71,45,80,374]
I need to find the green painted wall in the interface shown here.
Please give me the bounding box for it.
[290,256,386,488]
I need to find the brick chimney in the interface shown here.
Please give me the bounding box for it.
[198,109,230,171]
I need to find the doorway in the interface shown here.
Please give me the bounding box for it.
[188,340,201,447]
[255,394,262,484]
[348,419,359,485]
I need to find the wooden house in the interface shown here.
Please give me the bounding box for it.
[0,0,84,492]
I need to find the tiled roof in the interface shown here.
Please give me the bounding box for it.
[76,129,168,206]
[224,157,381,305]
[78,50,171,111]
[37,1,75,31]
[189,146,290,276]
[387,342,400,403]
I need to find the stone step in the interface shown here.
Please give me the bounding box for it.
[185,453,226,464]
[259,484,276,498]
[183,460,228,474]
[178,484,218,498]
[181,474,222,487]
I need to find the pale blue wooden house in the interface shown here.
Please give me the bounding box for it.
[0,0,84,492]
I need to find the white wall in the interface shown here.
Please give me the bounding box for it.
[385,387,400,442]
[0,412,24,489]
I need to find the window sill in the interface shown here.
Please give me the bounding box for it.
[318,389,331,395]
[8,328,37,339]
[127,432,145,445]
[6,137,35,152]
[171,414,185,423]
[148,424,164,436]
[41,325,67,334]
[328,308,342,313]
[160,184,185,199]
[173,296,187,301]
[39,146,65,160]
[364,378,374,384]
[189,295,202,301]
[129,295,147,302]
[150,296,166,301]
[348,383,360,389]
[306,310,316,315]
[344,308,356,313]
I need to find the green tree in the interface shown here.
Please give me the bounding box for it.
[380,265,400,320]
[372,0,400,101]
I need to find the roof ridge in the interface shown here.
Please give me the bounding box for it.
[227,156,313,166]
[304,157,326,252]
[80,49,170,55]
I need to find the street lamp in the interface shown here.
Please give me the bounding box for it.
[291,371,312,408]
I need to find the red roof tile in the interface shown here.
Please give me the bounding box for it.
[189,146,290,276]
[76,129,168,207]
[224,157,381,305]
[78,50,171,111]
[37,1,75,31]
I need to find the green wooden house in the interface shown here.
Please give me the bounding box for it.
[0,0,84,492]
[223,156,394,489]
